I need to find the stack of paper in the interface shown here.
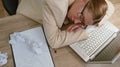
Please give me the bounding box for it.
[9,27,54,67]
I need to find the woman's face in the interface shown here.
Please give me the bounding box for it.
[72,3,94,26]
[83,8,94,25]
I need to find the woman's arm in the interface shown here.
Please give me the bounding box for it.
[42,0,88,48]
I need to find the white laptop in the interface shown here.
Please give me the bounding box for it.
[9,27,54,67]
[70,21,120,63]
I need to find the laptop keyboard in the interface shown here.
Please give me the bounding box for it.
[71,23,117,57]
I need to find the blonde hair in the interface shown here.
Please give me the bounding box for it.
[87,0,108,24]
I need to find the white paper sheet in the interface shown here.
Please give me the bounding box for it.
[9,27,54,67]
[0,52,8,66]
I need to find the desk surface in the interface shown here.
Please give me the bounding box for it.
[0,0,120,67]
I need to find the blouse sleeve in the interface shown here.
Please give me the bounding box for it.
[42,0,88,48]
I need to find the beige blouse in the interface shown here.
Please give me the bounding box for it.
[17,0,114,48]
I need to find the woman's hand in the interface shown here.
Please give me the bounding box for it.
[66,23,85,32]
